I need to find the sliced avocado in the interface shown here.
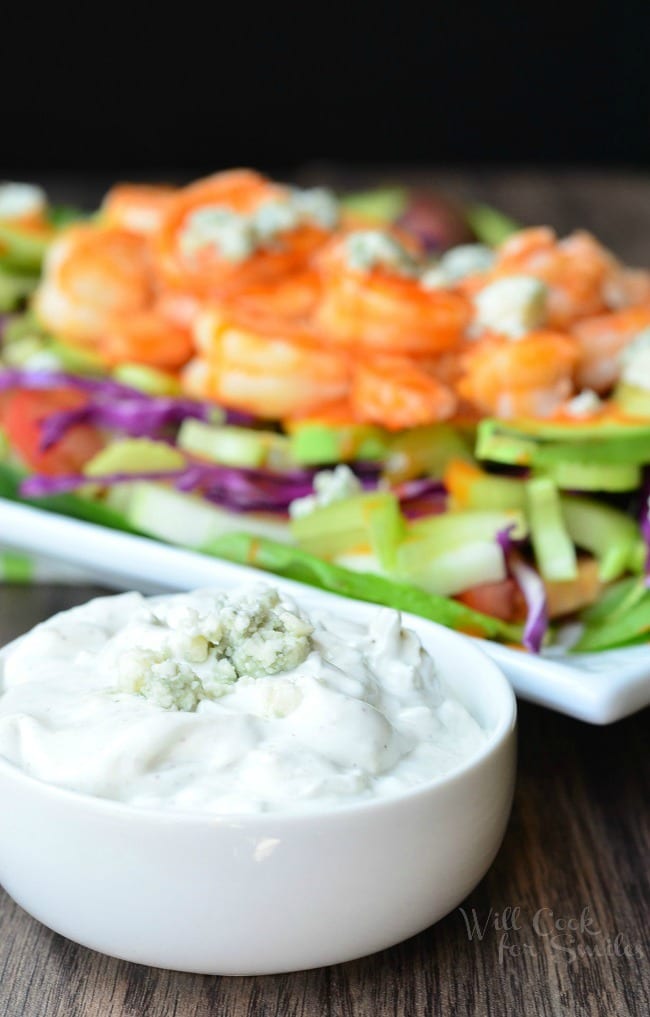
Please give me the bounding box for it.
[83,439,186,477]
[288,421,388,467]
[178,419,292,470]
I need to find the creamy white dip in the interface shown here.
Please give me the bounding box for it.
[0,585,485,814]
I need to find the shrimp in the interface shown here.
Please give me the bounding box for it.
[457,331,579,419]
[102,183,177,236]
[154,170,331,299]
[491,228,616,327]
[34,224,193,369]
[572,305,650,392]
[35,225,154,342]
[192,307,350,418]
[352,357,457,430]
[315,237,470,355]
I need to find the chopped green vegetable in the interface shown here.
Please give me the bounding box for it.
[560,495,639,582]
[339,187,408,223]
[124,482,291,547]
[613,382,650,418]
[526,477,577,582]
[83,439,186,478]
[113,363,182,396]
[539,460,641,492]
[465,204,520,246]
[178,419,290,470]
[0,223,48,273]
[575,590,650,651]
[0,267,38,312]
[290,491,402,561]
[384,424,472,483]
[396,540,507,597]
[288,421,388,466]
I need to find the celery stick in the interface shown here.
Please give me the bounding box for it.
[384,424,472,483]
[560,496,638,582]
[526,478,577,582]
[461,474,528,512]
[539,460,641,492]
[205,533,523,643]
[290,492,400,559]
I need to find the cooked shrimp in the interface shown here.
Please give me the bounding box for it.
[315,237,470,355]
[491,228,615,327]
[154,170,331,299]
[97,310,194,370]
[34,224,193,369]
[102,184,177,236]
[192,307,350,418]
[572,305,650,392]
[457,331,579,418]
[352,357,457,429]
[35,225,154,342]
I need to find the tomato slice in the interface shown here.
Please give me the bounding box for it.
[3,389,105,476]
[456,578,526,624]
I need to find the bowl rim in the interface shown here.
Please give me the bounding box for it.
[0,604,517,828]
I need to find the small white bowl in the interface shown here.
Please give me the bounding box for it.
[0,593,516,975]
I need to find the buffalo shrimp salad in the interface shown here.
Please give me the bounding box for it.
[0,584,486,812]
[2,171,650,654]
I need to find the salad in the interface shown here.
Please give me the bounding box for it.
[1,170,650,655]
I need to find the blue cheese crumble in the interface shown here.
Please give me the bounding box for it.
[180,186,339,262]
[113,585,314,709]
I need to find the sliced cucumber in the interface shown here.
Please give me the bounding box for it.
[124,482,292,547]
[526,478,577,582]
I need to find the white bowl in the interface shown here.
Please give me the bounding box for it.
[0,594,516,975]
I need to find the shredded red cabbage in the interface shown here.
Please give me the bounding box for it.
[20,469,188,498]
[394,477,447,520]
[497,524,548,653]
[0,367,255,450]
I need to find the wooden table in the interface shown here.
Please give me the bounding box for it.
[1,172,649,1017]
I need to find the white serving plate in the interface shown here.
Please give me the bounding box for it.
[0,498,648,724]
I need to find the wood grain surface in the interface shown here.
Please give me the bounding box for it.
[1,172,650,1016]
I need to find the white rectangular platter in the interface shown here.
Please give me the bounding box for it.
[1,498,648,724]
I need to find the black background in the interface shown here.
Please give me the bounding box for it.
[2,3,649,175]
